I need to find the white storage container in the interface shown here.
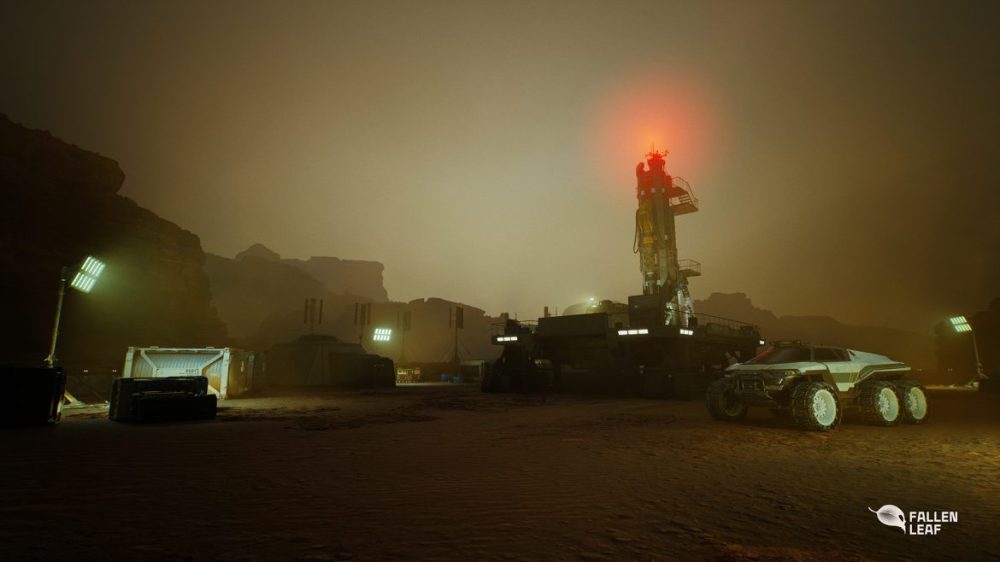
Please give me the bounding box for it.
[121,347,256,399]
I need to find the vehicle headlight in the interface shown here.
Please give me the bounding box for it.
[763,370,799,385]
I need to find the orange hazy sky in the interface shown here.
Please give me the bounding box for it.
[3,0,998,332]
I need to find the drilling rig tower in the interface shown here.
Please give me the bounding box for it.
[633,147,701,327]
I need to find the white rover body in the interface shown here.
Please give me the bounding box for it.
[706,341,928,431]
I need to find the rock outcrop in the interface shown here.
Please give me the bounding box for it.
[204,252,329,341]
[204,244,502,362]
[229,244,387,302]
[235,243,282,262]
[0,114,226,365]
[285,257,387,303]
[205,244,386,345]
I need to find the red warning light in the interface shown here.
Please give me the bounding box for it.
[645,146,668,161]
[588,72,719,200]
[645,143,668,161]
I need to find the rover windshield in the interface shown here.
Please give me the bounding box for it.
[746,345,812,364]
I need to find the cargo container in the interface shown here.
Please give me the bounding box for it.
[121,347,257,399]
[109,376,216,422]
[0,366,66,425]
[266,335,395,388]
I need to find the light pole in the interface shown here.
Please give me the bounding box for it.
[949,315,985,386]
[449,306,464,366]
[45,256,105,367]
[397,310,411,363]
[354,302,372,347]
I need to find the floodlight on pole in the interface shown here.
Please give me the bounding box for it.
[949,315,973,333]
[949,315,984,384]
[45,256,105,367]
[70,256,105,293]
[373,327,392,342]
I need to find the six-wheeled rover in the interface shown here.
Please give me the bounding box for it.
[706,341,928,431]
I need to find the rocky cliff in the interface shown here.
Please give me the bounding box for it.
[232,243,387,302]
[204,246,501,361]
[205,244,385,344]
[204,251,329,341]
[285,257,387,303]
[0,114,226,365]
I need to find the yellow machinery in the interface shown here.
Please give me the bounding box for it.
[633,148,701,327]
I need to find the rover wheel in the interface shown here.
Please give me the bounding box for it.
[790,382,842,431]
[895,381,928,424]
[706,378,747,421]
[858,381,901,426]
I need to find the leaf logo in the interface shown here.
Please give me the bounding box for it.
[869,505,907,532]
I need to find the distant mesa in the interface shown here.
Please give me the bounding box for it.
[204,250,329,341]
[235,243,281,262]
[285,255,387,303]
[695,292,934,370]
[229,242,388,302]
[206,243,400,350]
[693,292,778,328]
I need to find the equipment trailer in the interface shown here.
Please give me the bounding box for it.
[483,309,762,398]
[483,147,762,398]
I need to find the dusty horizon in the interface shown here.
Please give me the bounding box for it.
[4,0,998,333]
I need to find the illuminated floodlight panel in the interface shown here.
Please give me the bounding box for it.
[949,316,972,333]
[69,256,105,293]
[373,327,393,342]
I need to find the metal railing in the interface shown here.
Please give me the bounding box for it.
[694,313,759,334]
[678,259,701,275]
[669,177,699,213]
[671,192,699,205]
[491,319,538,336]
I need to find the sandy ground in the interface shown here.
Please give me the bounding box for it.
[1,385,998,561]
